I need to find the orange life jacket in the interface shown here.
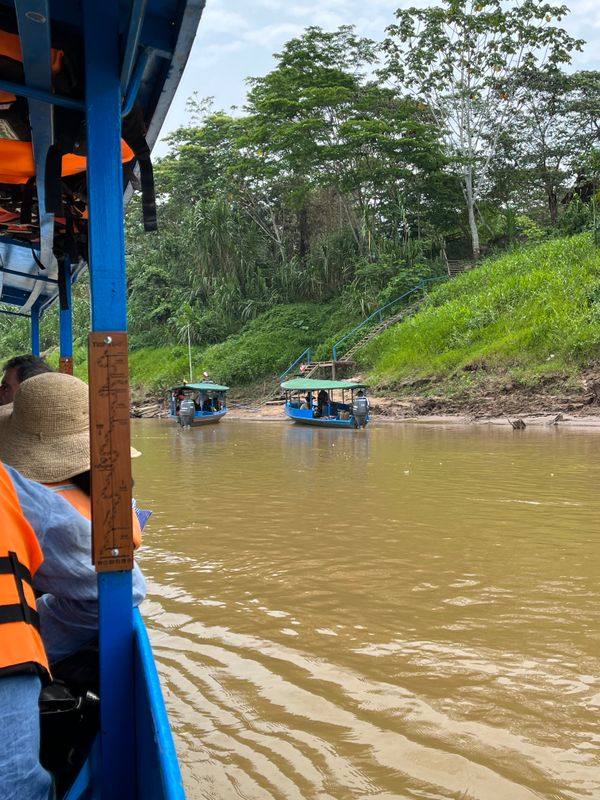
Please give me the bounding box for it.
[45,483,142,549]
[0,139,135,185]
[0,30,64,104]
[0,462,50,679]
[0,26,156,230]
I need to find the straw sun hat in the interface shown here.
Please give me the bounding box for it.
[0,372,140,484]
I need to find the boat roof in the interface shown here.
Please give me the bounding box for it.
[170,382,229,392]
[281,378,369,391]
[0,0,205,318]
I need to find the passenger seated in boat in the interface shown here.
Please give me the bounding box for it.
[0,460,68,800]
[0,353,53,405]
[213,396,221,411]
[202,396,213,412]
[0,373,147,665]
[317,389,329,417]
[299,393,311,410]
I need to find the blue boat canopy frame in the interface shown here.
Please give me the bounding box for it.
[0,1,205,798]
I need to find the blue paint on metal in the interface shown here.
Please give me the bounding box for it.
[279,347,311,381]
[122,48,150,117]
[84,3,135,798]
[121,0,148,95]
[16,0,55,310]
[98,571,135,799]
[59,263,73,359]
[330,276,448,359]
[0,78,85,110]
[282,276,449,378]
[30,306,40,354]
[284,403,369,429]
[1,286,34,305]
[133,609,186,800]
[84,0,128,333]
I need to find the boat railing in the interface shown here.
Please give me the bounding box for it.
[332,276,446,361]
[279,347,310,381]
[132,609,186,799]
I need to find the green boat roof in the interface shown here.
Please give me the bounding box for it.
[281,378,368,391]
[170,383,229,392]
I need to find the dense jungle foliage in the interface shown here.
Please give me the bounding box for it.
[1,3,599,395]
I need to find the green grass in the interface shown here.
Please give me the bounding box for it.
[124,299,357,394]
[26,234,600,402]
[359,234,600,388]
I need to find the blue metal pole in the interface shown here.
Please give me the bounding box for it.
[0,78,85,110]
[31,306,40,355]
[83,2,135,798]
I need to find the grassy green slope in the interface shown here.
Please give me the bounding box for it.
[359,234,600,391]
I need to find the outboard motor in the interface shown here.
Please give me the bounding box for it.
[179,398,196,428]
[352,394,369,428]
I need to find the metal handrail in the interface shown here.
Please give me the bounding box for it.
[332,276,446,360]
[280,275,447,377]
[279,347,310,381]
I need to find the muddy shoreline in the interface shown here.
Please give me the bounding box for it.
[132,368,600,428]
[131,396,600,429]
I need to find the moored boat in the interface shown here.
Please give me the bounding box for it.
[281,378,370,429]
[168,382,228,426]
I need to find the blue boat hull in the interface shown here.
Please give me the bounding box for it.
[284,405,368,429]
[64,610,184,800]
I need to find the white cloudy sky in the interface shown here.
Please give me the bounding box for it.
[154,0,600,155]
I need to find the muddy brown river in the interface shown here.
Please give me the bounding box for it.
[131,418,600,800]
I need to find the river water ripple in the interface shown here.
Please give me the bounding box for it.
[132,419,600,800]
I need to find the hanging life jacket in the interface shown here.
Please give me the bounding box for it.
[46,482,143,549]
[0,462,50,680]
[0,24,156,231]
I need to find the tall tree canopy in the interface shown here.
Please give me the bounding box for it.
[381,0,584,259]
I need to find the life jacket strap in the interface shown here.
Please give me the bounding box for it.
[0,551,39,630]
[0,602,40,631]
[0,553,33,587]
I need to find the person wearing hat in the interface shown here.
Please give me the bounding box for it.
[0,372,146,665]
[0,371,144,548]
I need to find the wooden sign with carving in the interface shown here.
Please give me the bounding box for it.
[88,331,134,571]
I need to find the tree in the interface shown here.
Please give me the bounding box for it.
[381,0,584,259]
[510,67,600,225]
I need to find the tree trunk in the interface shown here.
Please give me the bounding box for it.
[298,206,309,260]
[464,167,480,261]
[547,188,558,226]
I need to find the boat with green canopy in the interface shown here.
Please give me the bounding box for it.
[281,378,370,429]
[168,381,229,426]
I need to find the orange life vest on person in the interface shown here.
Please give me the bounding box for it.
[0,462,50,679]
[46,483,142,549]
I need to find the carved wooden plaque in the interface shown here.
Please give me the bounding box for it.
[88,331,134,571]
